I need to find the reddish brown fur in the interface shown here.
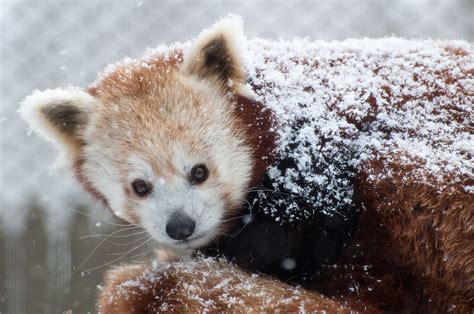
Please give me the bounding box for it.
[309,156,473,312]
[99,258,356,313]
[88,51,184,102]
[98,156,473,313]
[77,53,275,229]
[232,94,276,188]
[20,17,470,312]
[95,43,473,312]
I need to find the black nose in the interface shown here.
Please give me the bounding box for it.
[166,213,196,240]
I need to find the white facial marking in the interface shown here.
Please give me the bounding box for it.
[128,148,224,251]
[128,155,155,183]
[82,142,126,218]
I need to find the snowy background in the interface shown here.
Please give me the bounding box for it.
[0,0,473,312]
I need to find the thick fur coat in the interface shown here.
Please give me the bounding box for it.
[21,17,473,312]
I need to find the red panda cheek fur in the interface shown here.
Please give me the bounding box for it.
[73,157,108,208]
[74,153,147,225]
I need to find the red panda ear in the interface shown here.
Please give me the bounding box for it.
[180,16,250,94]
[19,88,98,158]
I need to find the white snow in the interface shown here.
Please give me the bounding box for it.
[247,37,473,222]
[91,37,473,225]
[105,254,343,311]
[281,257,297,270]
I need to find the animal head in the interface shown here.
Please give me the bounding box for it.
[20,17,273,253]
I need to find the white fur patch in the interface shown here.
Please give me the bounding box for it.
[19,87,98,157]
[136,145,228,252]
[82,145,126,218]
[127,155,155,182]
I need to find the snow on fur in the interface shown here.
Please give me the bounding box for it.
[93,37,473,224]
[249,37,473,222]
[101,254,346,312]
[19,87,96,147]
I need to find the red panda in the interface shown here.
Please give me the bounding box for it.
[20,16,473,312]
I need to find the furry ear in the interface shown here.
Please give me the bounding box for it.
[19,87,97,156]
[181,15,250,94]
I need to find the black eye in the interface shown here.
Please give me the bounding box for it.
[190,164,209,184]
[132,179,152,197]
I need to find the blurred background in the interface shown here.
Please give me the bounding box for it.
[0,0,472,312]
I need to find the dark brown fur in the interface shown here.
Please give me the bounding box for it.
[232,94,276,188]
[96,43,473,312]
[98,156,473,313]
[309,157,473,312]
[41,103,88,137]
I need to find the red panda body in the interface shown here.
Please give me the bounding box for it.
[21,17,473,312]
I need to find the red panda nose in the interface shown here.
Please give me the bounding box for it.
[166,212,196,240]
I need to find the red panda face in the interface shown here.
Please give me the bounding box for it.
[21,17,256,253]
[81,75,253,251]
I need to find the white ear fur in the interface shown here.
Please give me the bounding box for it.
[19,87,98,156]
[180,15,251,94]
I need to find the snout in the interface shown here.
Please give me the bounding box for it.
[166,212,196,240]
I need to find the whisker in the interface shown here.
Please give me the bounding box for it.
[82,237,154,273]
[71,226,143,277]
[106,237,153,256]
[218,196,255,225]
[97,235,150,247]
[65,207,137,227]
[78,229,147,240]
[242,198,252,208]
[129,245,155,260]
[224,200,254,238]
[249,187,298,198]
[220,214,249,223]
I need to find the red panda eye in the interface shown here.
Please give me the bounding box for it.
[190,164,209,184]
[132,179,151,197]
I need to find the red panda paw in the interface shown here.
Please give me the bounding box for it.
[98,256,354,313]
